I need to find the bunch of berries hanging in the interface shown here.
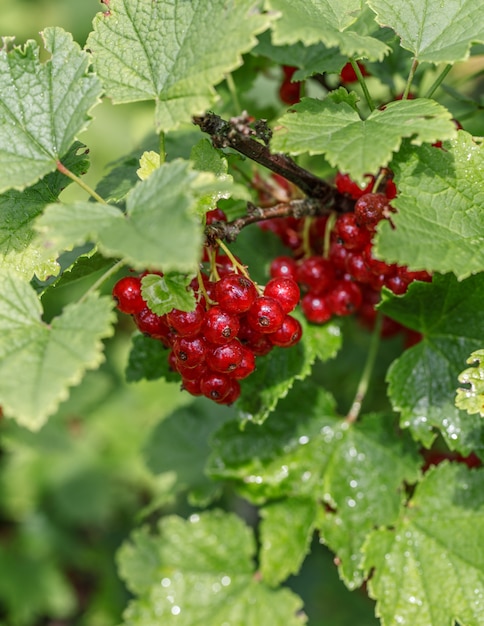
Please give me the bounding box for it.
[258,171,431,340]
[112,209,302,405]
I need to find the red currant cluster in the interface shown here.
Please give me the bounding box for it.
[112,213,302,405]
[260,172,431,340]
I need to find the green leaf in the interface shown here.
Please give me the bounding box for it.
[375,132,484,279]
[237,313,341,423]
[254,31,347,79]
[0,28,101,192]
[36,159,220,273]
[0,141,90,280]
[363,462,484,626]
[271,95,457,183]
[126,333,179,384]
[209,383,420,587]
[381,273,484,453]
[456,349,484,417]
[117,510,306,626]
[141,272,196,316]
[87,0,272,132]
[0,270,115,429]
[368,0,484,63]
[259,497,317,587]
[266,0,390,60]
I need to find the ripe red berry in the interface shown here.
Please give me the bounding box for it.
[335,172,374,199]
[334,213,372,251]
[215,273,258,314]
[112,275,146,314]
[172,335,207,368]
[230,345,256,380]
[327,280,363,316]
[238,319,274,356]
[134,307,171,341]
[215,379,241,405]
[166,302,205,337]
[354,193,389,231]
[279,77,301,105]
[205,207,227,224]
[200,371,233,402]
[300,292,332,324]
[269,256,298,280]
[202,306,240,345]
[264,276,300,313]
[246,296,285,333]
[269,315,303,347]
[296,256,336,295]
[205,340,244,373]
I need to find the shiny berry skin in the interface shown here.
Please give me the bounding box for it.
[202,306,240,345]
[264,277,300,313]
[301,293,332,324]
[230,345,256,380]
[174,359,208,381]
[269,315,303,347]
[134,307,171,341]
[297,256,336,295]
[246,296,285,333]
[215,273,258,314]
[269,256,298,280]
[112,275,146,314]
[354,193,388,231]
[238,319,274,356]
[215,379,241,405]
[166,302,205,337]
[327,281,363,316]
[200,372,233,402]
[385,273,409,295]
[180,377,202,396]
[206,340,244,373]
[172,336,207,368]
[334,213,372,251]
[279,77,301,105]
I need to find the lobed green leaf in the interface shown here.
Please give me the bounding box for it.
[368,0,484,63]
[272,95,457,184]
[456,349,484,417]
[381,273,484,453]
[375,132,484,279]
[87,0,272,132]
[363,462,484,626]
[0,270,115,429]
[0,28,101,192]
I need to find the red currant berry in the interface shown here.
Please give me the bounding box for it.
[238,319,274,356]
[335,172,374,199]
[345,252,372,283]
[297,256,336,295]
[112,275,146,314]
[181,377,202,396]
[246,296,285,333]
[269,315,303,347]
[174,359,208,381]
[215,379,241,405]
[327,280,363,316]
[134,307,171,341]
[354,193,388,231]
[334,213,372,251]
[166,302,205,337]
[200,372,233,402]
[264,276,300,313]
[301,292,332,324]
[205,207,227,224]
[231,345,256,380]
[279,78,301,105]
[340,61,369,83]
[172,335,207,368]
[215,273,258,314]
[385,273,409,295]
[202,306,240,345]
[205,340,244,373]
[269,256,298,280]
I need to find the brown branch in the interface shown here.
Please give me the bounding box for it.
[205,198,330,244]
[193,112,347,204]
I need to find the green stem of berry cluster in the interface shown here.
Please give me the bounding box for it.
[402,58,419,100]
[56,160,107,204]
[345,311,383,424]
[215,237,251,278]
[349,58,375,111]
[78,259,125,304]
